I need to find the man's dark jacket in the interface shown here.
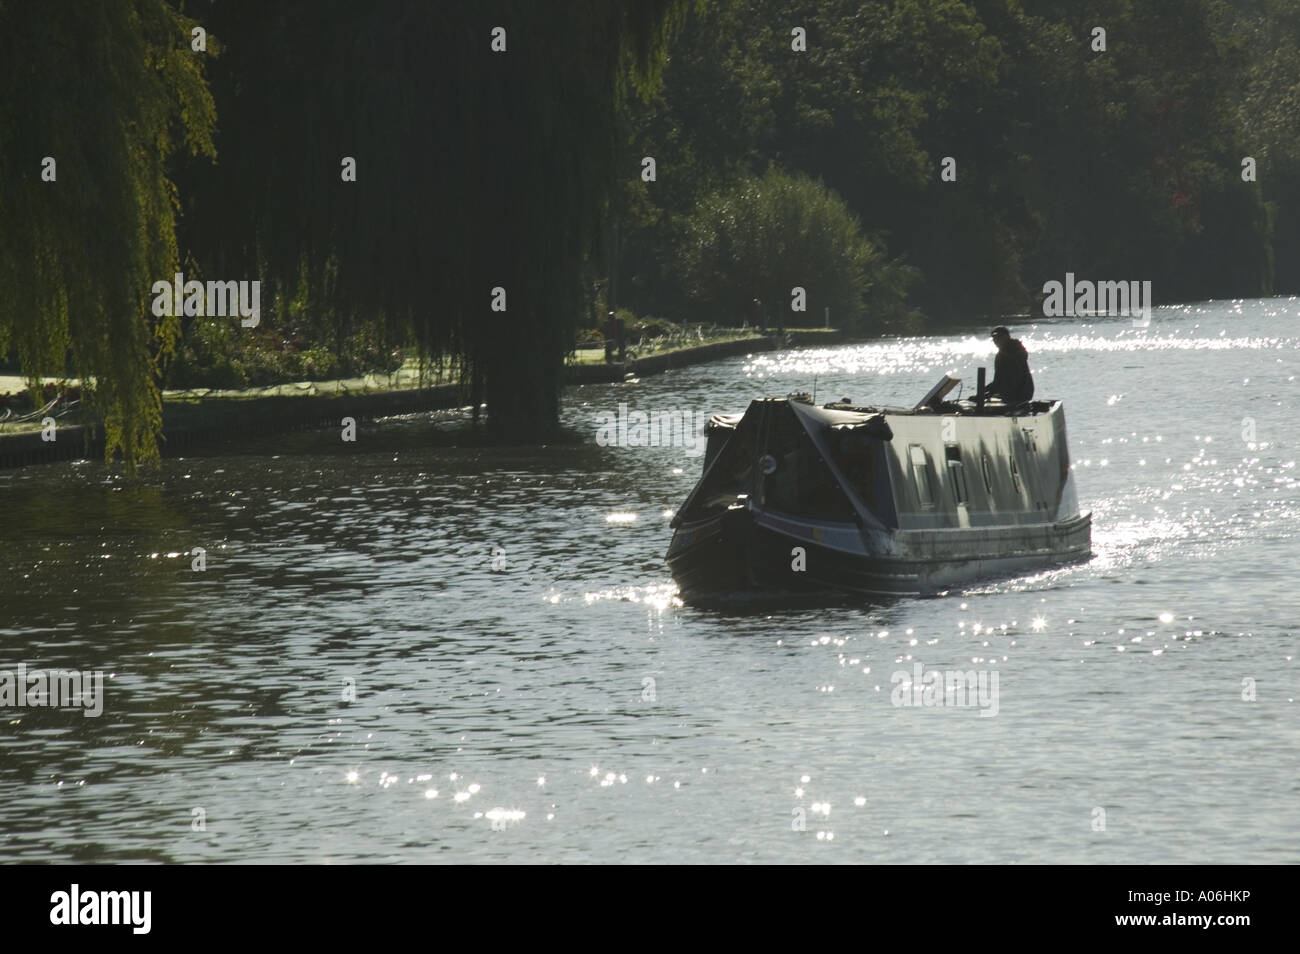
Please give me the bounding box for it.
[987,339,1034,404]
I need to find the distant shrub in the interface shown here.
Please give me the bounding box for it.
[674,166,917,330]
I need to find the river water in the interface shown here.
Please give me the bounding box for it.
[1,299,1297,863]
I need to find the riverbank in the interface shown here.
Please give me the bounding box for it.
[0,328,846,468]
[565,327,843,383]
[0,381,468,469]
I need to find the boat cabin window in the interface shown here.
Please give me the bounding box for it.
[828,427,898,528]
[762,412,855,522]
[945,445,969,505]
[908,444,935,509]
[829,430,869,504]
[1010,453,1022,494]
[981,452,994,495]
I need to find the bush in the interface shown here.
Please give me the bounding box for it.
[164,317,401,390]
[673,165,917,331]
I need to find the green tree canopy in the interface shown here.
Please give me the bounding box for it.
[180,0,692,442]
[0,0,215,467]
[616,0,1279,323]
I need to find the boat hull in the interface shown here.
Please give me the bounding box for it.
[667,506,1092,602]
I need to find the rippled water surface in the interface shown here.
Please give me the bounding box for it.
[2,300,1298,863]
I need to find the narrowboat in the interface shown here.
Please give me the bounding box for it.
[666,375,1091,601]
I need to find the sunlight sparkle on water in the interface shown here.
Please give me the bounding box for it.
[583,583,681,612]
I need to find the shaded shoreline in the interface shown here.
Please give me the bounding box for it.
[0,329,845,469]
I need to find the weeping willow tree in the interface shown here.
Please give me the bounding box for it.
[0,0,215,468]
[182,0,693,441]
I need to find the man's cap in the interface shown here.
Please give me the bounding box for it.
[991,325,1011,338]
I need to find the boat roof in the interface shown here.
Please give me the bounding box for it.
[787,372,1058,420]
[818,397,1060,418]
[707,396,1060,433]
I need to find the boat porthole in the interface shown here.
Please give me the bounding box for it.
[759,453,777,475]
